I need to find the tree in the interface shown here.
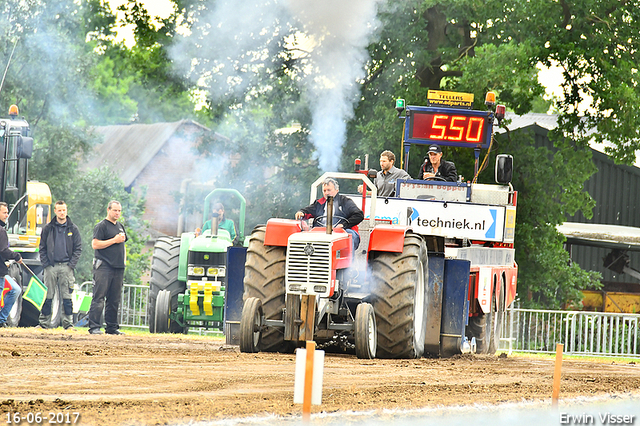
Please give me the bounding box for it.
[0,0,155,284]
[341,0,632,307]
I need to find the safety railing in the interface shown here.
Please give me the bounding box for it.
[499,306,640,357]
[78,282,150,329]
[86,282,640,354]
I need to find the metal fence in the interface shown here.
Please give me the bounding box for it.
[500,306,640,358]
[79,282,150,329]
[106,283,640,357]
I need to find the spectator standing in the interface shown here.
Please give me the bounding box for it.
[87,200,127,335]
[37,201,82,330]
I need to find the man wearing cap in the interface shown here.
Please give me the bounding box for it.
[418,144,458,182]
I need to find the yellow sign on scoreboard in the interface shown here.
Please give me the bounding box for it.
[427,90,474,109]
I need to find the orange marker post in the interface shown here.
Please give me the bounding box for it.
[302,340,316,422]
[552,343,564,406]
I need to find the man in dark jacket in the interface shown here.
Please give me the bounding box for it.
[417,144,458,182]
[37,201,82,330]
[0,202,24,327]
[295,178,364,249]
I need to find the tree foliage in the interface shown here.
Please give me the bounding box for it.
[0,0,152,285]
[3,0,637,308]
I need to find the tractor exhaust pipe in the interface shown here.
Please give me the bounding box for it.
[326,196,333,235]
[211,212,219,236]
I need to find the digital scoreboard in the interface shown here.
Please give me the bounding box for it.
[406,106,493,149]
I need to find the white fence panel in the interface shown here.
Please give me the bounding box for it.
[500,306,640,357]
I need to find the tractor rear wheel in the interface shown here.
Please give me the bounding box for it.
[369,233,428,359]
[155,290,172,333]
[149,236,185,333]
[242,226,292,353]
[354,303,377,359]
[239,297,263,353]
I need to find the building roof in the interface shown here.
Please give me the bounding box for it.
[497,112,559,132]
[85,120,209,187]
[557,222,640,252]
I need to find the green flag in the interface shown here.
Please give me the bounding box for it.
[23,275,47,310]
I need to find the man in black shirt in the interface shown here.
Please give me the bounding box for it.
[87,200,127,335]
[37,201,82,330]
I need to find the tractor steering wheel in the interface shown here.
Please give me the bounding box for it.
[312,215,348,228]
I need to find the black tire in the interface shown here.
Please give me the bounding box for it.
[155,290,172,333]
[369,233,428,359]
[242,226,292,352]
[148,236,185,333]
[355,303,377,359]
[239,297,263,353]
[6,263,22,327]
[467,314,489,354]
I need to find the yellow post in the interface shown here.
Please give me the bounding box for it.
[302,340,316,422]
[552,343,564,406]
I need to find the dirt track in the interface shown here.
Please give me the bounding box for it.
[1,328,639,426]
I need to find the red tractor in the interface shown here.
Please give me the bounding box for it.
[240,90,518,359]
[240,172,429,359]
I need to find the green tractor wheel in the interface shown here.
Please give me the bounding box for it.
[149,236,185,333]
[155,290,172,333]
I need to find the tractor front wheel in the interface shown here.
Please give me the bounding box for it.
[239,297,263,353]
[155,290,172,333]
[354,303,377,359]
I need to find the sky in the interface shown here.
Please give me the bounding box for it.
[107,0,175,47]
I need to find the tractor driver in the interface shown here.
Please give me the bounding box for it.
[201,202,236,242]
[295,178,364,250]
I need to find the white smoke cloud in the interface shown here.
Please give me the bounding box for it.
[287,0,383,171]
[171,0,383,171]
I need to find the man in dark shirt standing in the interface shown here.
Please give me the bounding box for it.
[37,201,82,330]
[88,200,127,335]
[0,202,24,327]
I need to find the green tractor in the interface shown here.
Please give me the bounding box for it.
[148,189,248,343]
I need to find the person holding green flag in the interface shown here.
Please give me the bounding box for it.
[0,202,25,327]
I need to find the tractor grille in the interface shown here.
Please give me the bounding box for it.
[286,241,331,289]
